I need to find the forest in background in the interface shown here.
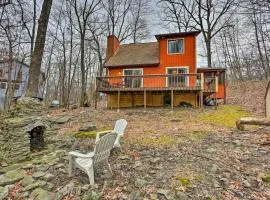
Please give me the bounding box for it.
[0,0,269,108]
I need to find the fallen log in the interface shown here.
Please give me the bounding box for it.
[236,117,270,130]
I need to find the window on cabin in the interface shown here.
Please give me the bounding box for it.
[0,82,6,89]
[167,67,188,87]
[168,39,184,54]
[0,68,3,77]
[123,69,143,88]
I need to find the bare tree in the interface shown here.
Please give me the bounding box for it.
[102,0,133,42]
[159,0,196,32]
[71,0,101,107]
[0,2,26,110]
[17,0,37,60]
[26,0,53,97]
[160,0,235,68]
[130,0,150,43]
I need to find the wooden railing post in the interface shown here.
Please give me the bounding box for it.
[117,89,120,113]
[215,76,219,92]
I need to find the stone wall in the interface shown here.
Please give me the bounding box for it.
[0,98,55,163]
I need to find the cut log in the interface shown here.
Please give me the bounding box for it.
[236,117,270,130]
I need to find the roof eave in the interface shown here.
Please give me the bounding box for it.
[197,67,227,72]
[105,63,160,68]
[155,31,201,40]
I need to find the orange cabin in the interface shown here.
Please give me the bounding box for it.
[97,31,226,108]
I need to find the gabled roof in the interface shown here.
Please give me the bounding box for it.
[155,31,201,40]
[105,42,159,68]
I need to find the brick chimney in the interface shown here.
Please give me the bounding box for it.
[106,35,120,60]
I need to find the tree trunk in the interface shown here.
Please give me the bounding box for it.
[26,0,53,97]
[80,33,87,107]
[206,39,212,68]
[236,117,270,131]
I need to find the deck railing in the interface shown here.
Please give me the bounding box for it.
[96,73,218,92]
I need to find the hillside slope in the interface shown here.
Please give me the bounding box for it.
[226,80,268,116]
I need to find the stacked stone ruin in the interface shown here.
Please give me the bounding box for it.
[0,98,55,163]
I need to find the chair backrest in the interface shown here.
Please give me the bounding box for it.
[113,119,127,136]
[93,132,117,164]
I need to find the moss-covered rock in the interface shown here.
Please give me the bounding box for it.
[0,169,25,186]
[73,131,98,139]
[30,188,52,200]
[22,175,34,187]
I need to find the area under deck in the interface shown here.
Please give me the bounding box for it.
[95,73,219,109]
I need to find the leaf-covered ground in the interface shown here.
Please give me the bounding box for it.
[44,105,270,199]
[1,102,270,199]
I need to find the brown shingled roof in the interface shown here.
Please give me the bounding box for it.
[105,42,159,68]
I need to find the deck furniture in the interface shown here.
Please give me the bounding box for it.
[95,119,128,148]
[68,132,117,185]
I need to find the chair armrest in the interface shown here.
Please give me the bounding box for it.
[68,151,94,158]
[95,130,113,142]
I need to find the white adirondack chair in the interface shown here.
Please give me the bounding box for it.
[68,132,117,185]
[95,119,127,148]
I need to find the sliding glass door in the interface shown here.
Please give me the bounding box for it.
[124,69,143,88]
[166,67,189,87]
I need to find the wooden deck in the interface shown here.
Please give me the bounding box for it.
[95,73,218,110]
[96,73,218,93]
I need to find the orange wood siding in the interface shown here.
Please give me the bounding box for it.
[210,84,225,99]
[108,35,197,87]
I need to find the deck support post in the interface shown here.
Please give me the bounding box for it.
[200,91,203,111]
[215,76,218,109]
[94,78,98,109]
[171,89,174,110]
[94,91,98,109]
[117,89,120,112]
[144,89,146,111]
[200,73,204,111]
[215,93,218,110]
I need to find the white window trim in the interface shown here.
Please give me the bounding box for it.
[167,38,185,55]
[166,66,189,87]
[123,68,144,87]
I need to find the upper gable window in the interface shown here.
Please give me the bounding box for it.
[168,39,184,54]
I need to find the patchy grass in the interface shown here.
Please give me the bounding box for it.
[184,131,212,141]
[175,176,191,186]
[134,135,174,147]
[200,105,251,128]
[262,173,270,184]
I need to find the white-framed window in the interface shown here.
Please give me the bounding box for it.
[123,68,143,88]
[166,67,189,87]
[168,39,184,54]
